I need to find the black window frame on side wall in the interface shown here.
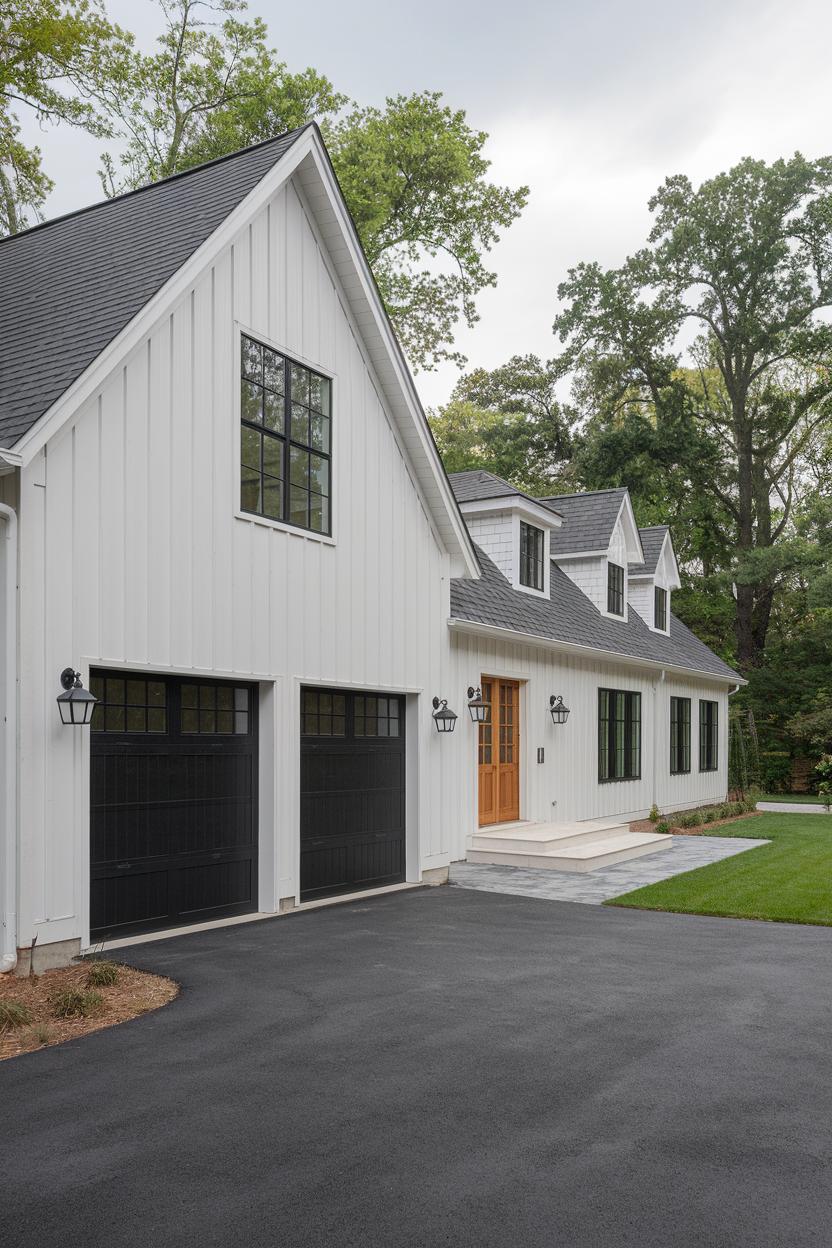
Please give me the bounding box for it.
[607,562,625,616]
[670,695,691,774]
[519,521,545,591]
[655,585,667,631]
[598,687,641,782]
[699,699,718,771]
[240,333,332,537]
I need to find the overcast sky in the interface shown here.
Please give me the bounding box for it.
[19,0,832,407]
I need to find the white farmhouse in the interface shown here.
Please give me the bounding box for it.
[0,125,741,972]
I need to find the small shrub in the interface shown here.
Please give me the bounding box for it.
[817,782,832,813]
[86,960,120,988]
[677,812,697,829]
[648,803,661,824]
[656,820,671,835]
[49,988,103,1019]
[689,810,703,827]
[718,804,731,820]
[701,808,716,824]
[27,1023,53,1047]
[730,801,744,817]
[0,1000,33,1032]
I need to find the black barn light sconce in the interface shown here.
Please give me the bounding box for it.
[549,695,570,725]
[56,668,98,726]
[466,686,489,723]
[431,696,458,734]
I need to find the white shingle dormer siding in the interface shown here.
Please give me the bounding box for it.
[455,476,563,600]
[628,527,681,634]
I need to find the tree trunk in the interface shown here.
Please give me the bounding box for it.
[0,164,20,236]
[734,416,757,669]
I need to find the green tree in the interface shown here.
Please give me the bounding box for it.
[96,0,342,195]
[429,354,573,494]
[0,0,128,234]
[554,154,832,669]
[96,3,527,371]
[327,94,528,370]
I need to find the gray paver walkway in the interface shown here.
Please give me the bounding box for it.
[758,801,830,815]
[450,833,769,904]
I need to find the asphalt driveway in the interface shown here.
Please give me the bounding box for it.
[3,887,831,1248]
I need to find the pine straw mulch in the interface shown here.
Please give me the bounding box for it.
[629,810,766,837]
[0,962,178,1061]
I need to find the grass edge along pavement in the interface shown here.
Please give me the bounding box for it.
[605,812,832,927]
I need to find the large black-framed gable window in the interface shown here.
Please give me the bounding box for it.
[598,688,641,782]
[655,585,667,630]
[520,522,544,590]
[607,562,625,616]
[670,696,691,774]
[240,334,332,535]
[699,700,718,771]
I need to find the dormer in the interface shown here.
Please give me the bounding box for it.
[628,526,681,634]
[449,470,563,597]
[539,488,643,620]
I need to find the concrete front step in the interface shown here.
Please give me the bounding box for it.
[472,819,630,855]
[467,825,673,873]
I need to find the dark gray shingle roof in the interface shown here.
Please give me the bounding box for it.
[541,488,628,556]
[630,525,669,576]
[449,469,524,503]
[451,547,740,682]
[0,127,306,448]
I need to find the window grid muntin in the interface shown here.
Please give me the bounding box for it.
[607,563,625,615]
[519,522,544,591]
[670,696,691,774]
[240,334,331,535]
[90,675,167,734]
[301,689,347,737]
[699,700,718,771]
[655,585,667,630]
[598,687,641,781]
[355,695,400,738]
[179,683,250,735]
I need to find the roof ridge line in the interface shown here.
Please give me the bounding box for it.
[0,124,312,249]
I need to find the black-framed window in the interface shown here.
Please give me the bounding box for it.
[598,688,641,781]
[89,675,167,733]
[699,700,718,771]
[240,334,331,535]
[520,522,544,590]
[655,585,667,631]
[607,562,625,615]
[180,683,250,735]
[670,696,691,774]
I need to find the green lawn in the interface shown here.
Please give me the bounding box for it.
[760,793,826,805]
[606,813,832,927]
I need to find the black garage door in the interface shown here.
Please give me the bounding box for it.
[90,671,258,940]
[300,688,406,901]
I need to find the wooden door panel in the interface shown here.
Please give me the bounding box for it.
[478,678,520,826]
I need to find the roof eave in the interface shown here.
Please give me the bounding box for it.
[447,615,745,685]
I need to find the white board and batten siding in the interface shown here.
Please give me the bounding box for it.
[15,174,455,950]
[443,629,729,862]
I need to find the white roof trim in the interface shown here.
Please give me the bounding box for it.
[614,494,645,563]
[460,495,563,529]
[447,617,745,686]
[11,126,479,577]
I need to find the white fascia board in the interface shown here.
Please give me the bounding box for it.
[446,616,746,686]
[11,127,480,579]
[12,131,317,464]
[459,495,562,530]
[615,494,644,563]
[550,548,607,561]
[659,531,682,589]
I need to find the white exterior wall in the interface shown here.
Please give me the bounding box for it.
[559,555,608,613]
[443,628,730,861]
[628,579,653,627]
[14,175,457,952]
[466,512,514,582]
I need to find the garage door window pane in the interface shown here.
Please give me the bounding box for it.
[355,695,400,738]
[92,675,168,734]
[301,690,346,736]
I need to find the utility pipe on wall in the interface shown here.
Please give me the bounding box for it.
[0,501,18,972]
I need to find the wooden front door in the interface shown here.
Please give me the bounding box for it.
[478,678,520,826]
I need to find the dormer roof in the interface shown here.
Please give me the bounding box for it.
[629,525,681,587]
[541,488,642,562]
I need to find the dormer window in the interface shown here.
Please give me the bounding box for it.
[607,562,624,616]
[520,522,544,591]
[654,586,667,631]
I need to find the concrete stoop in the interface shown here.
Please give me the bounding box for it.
[467,819,672,873]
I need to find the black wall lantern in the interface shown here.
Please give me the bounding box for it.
[466,686,489,723]
[57,668,98,726]
[432,696,458,734]
[549,694,570,725]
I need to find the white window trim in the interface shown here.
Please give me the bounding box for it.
[601,558,628,621]
[233,320,338,544]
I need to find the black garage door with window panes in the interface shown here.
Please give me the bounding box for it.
[89,671,258,940]
[300,688,406,901]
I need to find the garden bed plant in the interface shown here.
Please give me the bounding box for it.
[0,959,177,1061]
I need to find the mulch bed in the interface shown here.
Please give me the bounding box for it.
[0,962,178,1061]
[629,810,766,836]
